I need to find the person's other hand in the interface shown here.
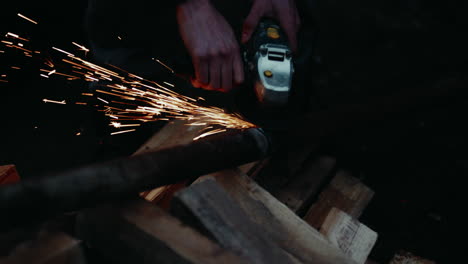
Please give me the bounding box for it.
[241,0,300,52]
[176,0,244,92]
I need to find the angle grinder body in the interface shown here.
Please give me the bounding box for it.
[234,18,295,130]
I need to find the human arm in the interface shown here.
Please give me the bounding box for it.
[176,0,244,92]
[241,0,301,52]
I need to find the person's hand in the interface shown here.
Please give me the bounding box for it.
[241,0,300,52]
[176,0,244,92]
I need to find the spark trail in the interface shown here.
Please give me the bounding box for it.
[0,19,256,139]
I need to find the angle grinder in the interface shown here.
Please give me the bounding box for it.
[234,18,296,130]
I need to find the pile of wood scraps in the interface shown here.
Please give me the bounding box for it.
[1,120,380,264]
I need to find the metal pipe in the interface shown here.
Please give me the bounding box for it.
[0,128,270,230]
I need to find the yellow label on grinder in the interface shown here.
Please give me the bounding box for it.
[267,27,280,39]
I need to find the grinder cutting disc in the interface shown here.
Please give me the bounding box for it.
[232,86,293,131]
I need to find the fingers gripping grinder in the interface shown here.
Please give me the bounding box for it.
[244,18,294,107]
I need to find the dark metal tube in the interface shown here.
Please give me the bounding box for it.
[0,128,270,229]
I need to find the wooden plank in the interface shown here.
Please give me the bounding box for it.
[136,120,262,206]
[76,199,247,264]
[1,231,85,264]
[136,120,207,204]
[320,208,378,264]
[0,165,20,186]
[304,170,375,229]
[273,156,336,215]
[172,178,299,264]
[134,120,207,155]
[194,169,356,264]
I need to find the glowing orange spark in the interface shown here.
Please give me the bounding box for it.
[152,58,174,73]
[97,97,109,104]
[44,60,54,68]
[193,129,227,141]
[110,122,140,128]
[163,81,174,87]
[43,99,66,104]
[17,13,38,24]
[5,32,29,42]
[9,45,32,53]
[52,47,75,57]
[111,129,136,135]
[71,42,90,53]
[11,66,21,70]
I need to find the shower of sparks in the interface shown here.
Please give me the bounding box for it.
[17,13,38,24]
[43,99,66,105]
[1,26,256,140]
[111,129,136,136]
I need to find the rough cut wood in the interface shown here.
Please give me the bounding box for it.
[0,165,20,186]
[1,231,85,264]
[194,169,356,264]
[76,199,247,264]
[172,179,298,264]
[320,207,378,264]
[136,120,262,206]
[136,120,206,204]
[134,120,207,155]
[274,156,336,215]
[304,170,375,229]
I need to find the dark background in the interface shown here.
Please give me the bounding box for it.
[1,1,466,263]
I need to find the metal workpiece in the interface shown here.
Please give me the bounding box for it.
[0,128,270,229]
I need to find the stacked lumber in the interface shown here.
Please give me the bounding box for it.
[75,120,357,264]
[0,168,84,264]
[1,120,378,264]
